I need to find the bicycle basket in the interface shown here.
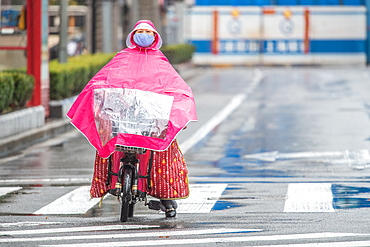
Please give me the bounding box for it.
[115,145,147,154]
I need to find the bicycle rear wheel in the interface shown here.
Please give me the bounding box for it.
[120,167,132,222]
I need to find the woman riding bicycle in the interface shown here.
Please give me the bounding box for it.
[68,20,197,219]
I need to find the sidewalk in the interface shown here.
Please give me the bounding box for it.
[0,64,204,158]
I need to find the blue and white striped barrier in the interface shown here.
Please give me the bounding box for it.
[185,6,366,65]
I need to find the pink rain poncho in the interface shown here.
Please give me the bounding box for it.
[67,20,197,158]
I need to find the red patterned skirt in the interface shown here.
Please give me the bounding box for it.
[90,140,189,199]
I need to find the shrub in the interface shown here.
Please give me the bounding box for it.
[161,44,195,64]
[0,71,35,113]
[0,73,15,113]
[2,69,35,108]
[11,72,35,107]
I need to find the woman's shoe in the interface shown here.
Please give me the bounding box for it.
[165,208,176,218]
[161,200,178,218]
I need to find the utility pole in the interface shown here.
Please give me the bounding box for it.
[102,0,113,53]
[59,0,68,63]
[366,0,370,64]
[0,0,2,41]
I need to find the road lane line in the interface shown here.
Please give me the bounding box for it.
[179,70,263,155]
[33,184,226,215]
[177,183,228,213]
[250,240,370,247]
[0,228,262,243]
[284,183,335,212]
[0,222,63,228]
[0,187,22,197]
[180,93,246,154]
[33,186,103,215]
[0,178,90,184]
[39,232,368,247]
[0,225,160,237]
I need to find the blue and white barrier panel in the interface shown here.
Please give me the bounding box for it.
[185,6,366,65]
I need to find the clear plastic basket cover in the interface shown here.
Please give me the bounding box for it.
[94,88,174,146]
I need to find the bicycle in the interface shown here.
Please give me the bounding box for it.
[105,120,159,222]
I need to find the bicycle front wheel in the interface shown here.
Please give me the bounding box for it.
[120,167,132,222]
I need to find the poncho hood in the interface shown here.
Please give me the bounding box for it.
[126,20,162,50]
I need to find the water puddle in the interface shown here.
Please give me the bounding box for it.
[332,184,370,209]
[212,200,241,211]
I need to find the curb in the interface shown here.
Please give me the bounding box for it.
[0,119,74,158]
[0,106,45,139]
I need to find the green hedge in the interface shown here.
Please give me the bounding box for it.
[49,53,115,100]
[0,71,34,113]
[12,72,35,107]
[161,44,195,65]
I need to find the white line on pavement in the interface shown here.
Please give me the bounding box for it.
[33,186,104,215]
[177,183,227,213]
[0,186,22,197]
[179,70,263,155]
[39,232,368,247]
[33,184,227,215]
[250,240,370,247]
[0,221,63,228]
[284,183,335,212]
[0,228,262,243]
[0,225,160,237]
[179,93,246,154]
[0,178,90,184]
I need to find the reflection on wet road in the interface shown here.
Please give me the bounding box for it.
[1,67,370,246]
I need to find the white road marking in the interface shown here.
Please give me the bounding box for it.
[180,93,246,154]
[284,183,335,212]
[39,232,368,247]
[346,150,370,169]
[0,225,160,237]
[33,186,105,215]
[251,240,370,247]
[243,151,344,162]
[243,150,370,169]
[0,228,262,243]
[177,183,228,213]
[0,178,90,184]
[0,186,22,197]
[180,70,263,155]
[0,222,62,228]
[33,184,226,215]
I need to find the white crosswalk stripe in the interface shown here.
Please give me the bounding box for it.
[251,241,370,247]
[33,184,227,215]
[3,182,364,215]
[33,186,103,215]
[177,183,227,213]
[0,222,368,247]
[284,183,335,212]
[0,186,22,197]
[0,227,262,244]
[36,232,369,247]
[0,225,160,237]
[0,178,90,184]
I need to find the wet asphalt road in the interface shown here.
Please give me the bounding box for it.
[1,66,370,246]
